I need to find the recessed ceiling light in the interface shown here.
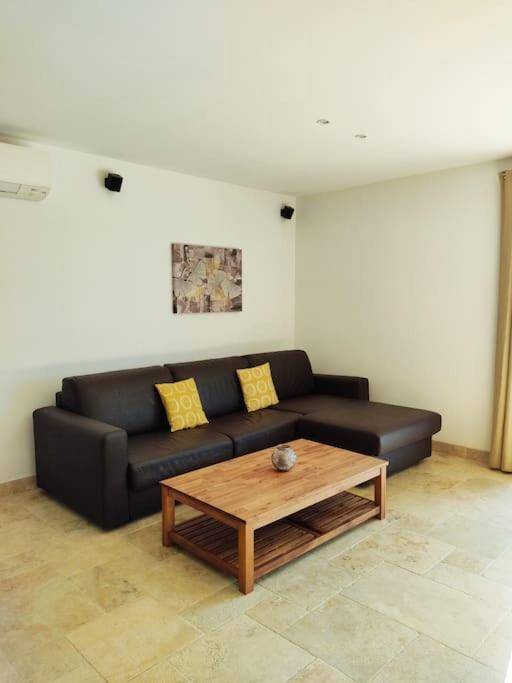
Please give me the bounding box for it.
[354,133,367,139]
[316,118,330,125]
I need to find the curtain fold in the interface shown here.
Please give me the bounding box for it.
[490,170,512,471]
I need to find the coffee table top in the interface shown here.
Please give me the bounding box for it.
[161,438,386,527]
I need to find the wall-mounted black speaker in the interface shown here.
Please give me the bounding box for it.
[104,172,123,192]
[280,205,295,219]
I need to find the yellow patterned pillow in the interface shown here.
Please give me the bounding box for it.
[155,378,208,432]
[237,362,279,412]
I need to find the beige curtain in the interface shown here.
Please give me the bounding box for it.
[491,170,512,471]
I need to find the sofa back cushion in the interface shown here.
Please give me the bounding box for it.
[166,356,249,418]
[61,366,173,434]
[245,350,314,399]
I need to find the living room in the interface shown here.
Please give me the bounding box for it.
[1,2,512,682]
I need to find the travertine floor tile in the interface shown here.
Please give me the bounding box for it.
[183,583,269,632]
[484,548,512,587]
[352,525,453,574]
[386,511,436,535]
[245,593,308,632]
[0,624,84,683]
[70,564,141,612]
[0,518,61,560]
[0,649,19,683]
[312,518,389,560]
[129,658,188,682]
[389,469,459,494]
[443,549,492,575]
[120,508,197,556]
[124,522,172,560]
[343,563,506,654]
[427,452,479,475]
[106,512,162,538]
[67,596,200,682]
[473,612,512,672]
[132,552,233,612]
[11,488,52,506]
[384,489,461,524]
[105,543,167,583]
[371,634,504,683]
[45,534,135,578]
[0,567,55,630]
[107,538,232,612]
[3,454,512,681]
[426,562,512,607]
[32,577,105,633]
[328,542,383,579]
[171,615,313,682]
[53,661,106,682]
[465,667,505,683]
[0,550,50,582]
[31,498,93,533]
[287,658,355,682]
[259,556,353,610]
[450,489,512,531]
[453,477,511,499]
[0,566,104,633]
[0,497,34,530]
[285,594,416,681]
[429,514,512,559]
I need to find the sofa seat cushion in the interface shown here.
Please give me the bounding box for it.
[127,427,233,491]
[272,394,353,415]
[298,399,441,456]
[209,409,301,456]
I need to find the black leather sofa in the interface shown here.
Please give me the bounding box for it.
[33,350,441,528]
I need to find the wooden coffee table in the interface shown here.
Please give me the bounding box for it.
[161,438,387,594]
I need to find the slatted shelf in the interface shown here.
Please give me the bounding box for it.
[288,491,378,533]
[172,516,316,577]
[171,489,379,581]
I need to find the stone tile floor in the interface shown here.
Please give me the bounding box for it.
[1,451,512,681]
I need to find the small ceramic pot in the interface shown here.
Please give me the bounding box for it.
[271,444,297,472]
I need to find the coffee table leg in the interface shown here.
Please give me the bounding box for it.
[161,487,175,547]
[238,523,254,594]
[374,468,386,519]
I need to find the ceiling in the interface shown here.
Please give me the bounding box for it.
[2,1,512,195]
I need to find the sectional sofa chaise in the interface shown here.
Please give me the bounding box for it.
[33,350,441,528]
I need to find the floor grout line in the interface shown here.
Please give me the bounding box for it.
[64,636,107,681]
[366,632,422,683]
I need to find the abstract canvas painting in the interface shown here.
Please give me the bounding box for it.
[171,243,242,313]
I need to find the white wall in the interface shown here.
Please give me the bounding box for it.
[2,144,507,482]
[296,160,510,451]
[0,144,296,483]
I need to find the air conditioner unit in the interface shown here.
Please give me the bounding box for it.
[0,142,51,201]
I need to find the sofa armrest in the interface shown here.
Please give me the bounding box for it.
[33,407,129,529]
[313,374,369,400]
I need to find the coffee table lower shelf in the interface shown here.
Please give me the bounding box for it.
[169,491,379,584]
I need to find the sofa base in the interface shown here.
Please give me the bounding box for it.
[129,485,162,521]
[376,437,432,475]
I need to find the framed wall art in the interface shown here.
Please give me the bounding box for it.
[171,243,242,313]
